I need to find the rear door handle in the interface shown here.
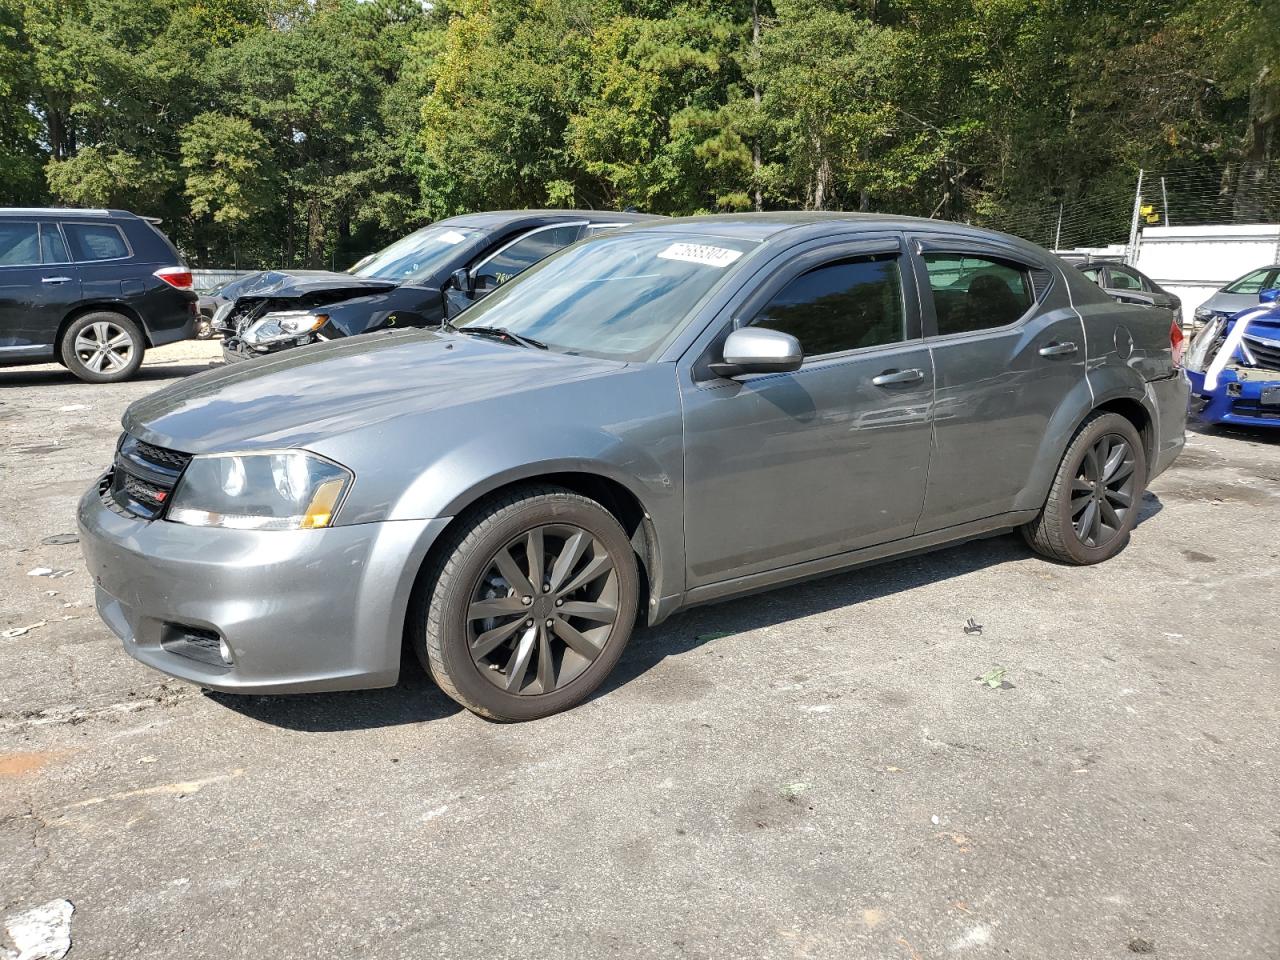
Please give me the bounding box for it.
[1038,341,1078,357]
[41,276,73,285]
[871,368,926,386]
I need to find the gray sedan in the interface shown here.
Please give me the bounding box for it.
[1193,264,1280,325]
[79,214,1189,721]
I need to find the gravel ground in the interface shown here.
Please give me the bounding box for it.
[1,344,1278,959]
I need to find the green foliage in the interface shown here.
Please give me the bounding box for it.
[0,0,1273,265]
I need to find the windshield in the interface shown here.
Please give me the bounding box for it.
[457,231,759,361]
[353,224,484,282]
[1223,268,1273,294]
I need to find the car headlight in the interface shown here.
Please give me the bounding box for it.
[1193,306,1215,321]
[243,310,327,346]
[167,451,352,530]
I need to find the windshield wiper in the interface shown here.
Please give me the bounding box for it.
[456,325,548,350]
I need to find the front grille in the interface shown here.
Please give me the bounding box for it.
[102,433,192,520]
[1243,336,1280,372]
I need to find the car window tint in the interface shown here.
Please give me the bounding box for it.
[40,224,69,264]
[64,223,129,261]
[1224,269,1271,294]
[0,221,40,266]
[476,225,583,288]
[922,253,1033,335]
[748,254,905,356]
[1108,267,1144,291]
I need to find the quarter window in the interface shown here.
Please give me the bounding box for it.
[1080,267,1102,285]
[64,222,129,262]
[0,222,40,266]
[747,254,905,356]
[40,224,69,264]
[922,253,1033,335]
[475,225,583,289]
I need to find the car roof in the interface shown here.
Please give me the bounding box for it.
[442,209,664,229]
[610,211,1053,254]
[0,207,141,219]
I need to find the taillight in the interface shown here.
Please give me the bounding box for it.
[1170,320,1186,368]
[154,266,193,290]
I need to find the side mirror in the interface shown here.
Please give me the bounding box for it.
[1259,288,1280,303]
[450,267,474,296]
[709,327,803,379]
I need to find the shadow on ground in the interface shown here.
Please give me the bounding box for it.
[210,528,1055,732]
[205,649,463,732]
[0,363,218,389]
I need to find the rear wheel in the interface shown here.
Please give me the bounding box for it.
[1023,411,1147,565]
[60,312,145,383]
[414,485,639,721]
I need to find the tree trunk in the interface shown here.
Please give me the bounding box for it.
[306,197,324,269]
[1234,66,1277,223]
[810,133,831,210]
[752,0,763,212]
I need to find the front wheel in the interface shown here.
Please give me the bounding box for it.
[1023,412,1147,565]
[60,312,145,383]
[414,486,640,721]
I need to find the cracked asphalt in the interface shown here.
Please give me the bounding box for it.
[2,343,1279,959]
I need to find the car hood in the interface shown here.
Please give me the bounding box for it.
[123,330,626,452]
[229,269,399,301]
[1203,291,1259,315]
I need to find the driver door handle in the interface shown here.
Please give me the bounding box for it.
[871,367,925,386]
[41,276,73,285]
[1038,341,1078,357]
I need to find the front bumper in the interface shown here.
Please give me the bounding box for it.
[1145,371,1191,480]
[1187,369,1280,428]
[78,481,449,693]
[220,336,297,364]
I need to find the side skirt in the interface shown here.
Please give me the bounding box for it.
[669,510,1038,615]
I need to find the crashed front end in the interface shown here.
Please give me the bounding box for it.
[217,298,335,362]
[1185,303,1280,427]
[214,271,398,363]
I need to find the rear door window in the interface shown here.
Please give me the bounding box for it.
[0,222,40,266]
[474,225,583,291]
[922,253,1034,335]
[747,254,906,357]
[1107,266,1145,291]
[63,222,130,262]
[40,224,70,264]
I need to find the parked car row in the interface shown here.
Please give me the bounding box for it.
[76,212,1192,721]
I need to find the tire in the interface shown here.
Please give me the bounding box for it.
[413,485,640,721]
[1022,411,1147,565]
[60,311,145,383]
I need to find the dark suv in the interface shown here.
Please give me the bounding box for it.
[0,208,197,383]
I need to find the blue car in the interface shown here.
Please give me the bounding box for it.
[1186,288,1280,427]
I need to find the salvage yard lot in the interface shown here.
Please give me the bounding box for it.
[1,346,1278,959]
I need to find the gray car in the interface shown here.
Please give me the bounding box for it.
[1193,264,1280,325]
[78,214,1190,721]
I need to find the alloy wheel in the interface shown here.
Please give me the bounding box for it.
[466,523,621,696]
[1070,433,1137,548]
[74,321,135,374]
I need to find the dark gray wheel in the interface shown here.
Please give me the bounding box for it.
[1023,411,1147,565]
[60,311,145,383]
[414,485,639,721]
